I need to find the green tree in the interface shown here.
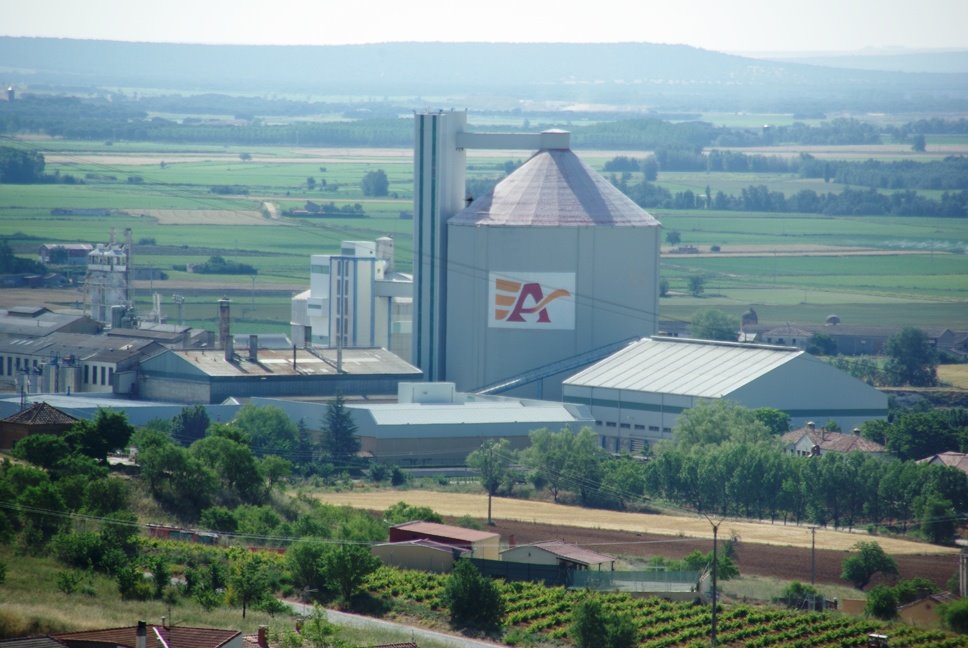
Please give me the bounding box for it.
[0,146,45,182]
[665,230,682,246]
[443,559,504,629]
[171,405,210,444]
[673,400,771,447]
[83,477,129,516]
[689,308,738,341]
[911,133,927,152]
[780,581,822,610]
[570,597,637,648]
[564,427,606,505]
[920,495,956,544]
[234,404,299,457]
[383,501,443,525]
[687,275,706,297]
[865,584,898,620]
[65,409,135,463]
[841,541,898,589]
[883,327,938,387]
[751,407,791,435]
[227,551,273,618]
[319,543,381,602]
[322,395,360,465]
[360,169,389,197]
[467,438,512,524]
[940,597,968,633]
[522,427,575,502]
[13,434,72,469]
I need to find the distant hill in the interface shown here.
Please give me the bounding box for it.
[2,38,967,112]
[766,50,968,75]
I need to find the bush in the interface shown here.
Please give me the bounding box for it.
[443,559,504,629]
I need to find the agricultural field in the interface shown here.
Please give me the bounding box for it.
[365,566,968,647]
[1,138,966,334]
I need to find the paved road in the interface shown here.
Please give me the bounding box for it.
[286,601,510,648]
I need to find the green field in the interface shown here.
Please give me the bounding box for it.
[2,138,966,333]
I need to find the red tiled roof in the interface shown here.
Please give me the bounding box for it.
[391,521,499,543]
[53,626,239,648]
[1,402,79,426]
[781,427,887,454]
[917,452,968,474]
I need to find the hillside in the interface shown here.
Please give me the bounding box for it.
[3,38,967,112]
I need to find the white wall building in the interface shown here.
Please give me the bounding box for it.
[291,237,412,361]
[562,336,888,452]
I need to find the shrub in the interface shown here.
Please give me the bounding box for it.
[443,559,504,629]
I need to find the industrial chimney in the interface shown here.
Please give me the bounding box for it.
[136,621,146,648]
[249,334,258,362]
[218,299,233,362]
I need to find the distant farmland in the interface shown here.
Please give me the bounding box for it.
[1,139,965,333]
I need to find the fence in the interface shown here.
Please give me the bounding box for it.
[470,558,700,593]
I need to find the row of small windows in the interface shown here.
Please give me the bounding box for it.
[0,356,112,386]
[596,419,669,434]
[0,356,39,376]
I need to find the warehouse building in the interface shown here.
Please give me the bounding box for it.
[138,345,421,404]
[252,381,594,467]
[562,336,888,452]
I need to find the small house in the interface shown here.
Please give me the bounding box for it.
[388,521,500,560]
[501,540,615,571]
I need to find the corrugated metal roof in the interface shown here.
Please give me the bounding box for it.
[170,347,420,378]
[391,521,498,543]
[563,336,801,398]
[450,149,660,228]
[353,399,584,426]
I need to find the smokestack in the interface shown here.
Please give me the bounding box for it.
[136,621,147,648]
[219,299,232,362]
[249,334,258,362]
[292,344,297,370]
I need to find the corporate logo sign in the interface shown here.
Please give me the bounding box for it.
[489,272,575,330]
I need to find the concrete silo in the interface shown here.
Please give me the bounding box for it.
[445,143,661,398]
[412,110,661,399]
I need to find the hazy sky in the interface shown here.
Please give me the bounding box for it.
[2,0,966,53]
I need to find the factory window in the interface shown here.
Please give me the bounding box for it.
[5,357,9,374]
[594,420,602,426]
[600,436,607,449]
[0,356,3,375]
[649,425,659,432]
[605,421,616,428]
[619,423,630,429]
[634,424,645,430]
[662,427,672,433]
[33,359,38,368]
[100,367,106,385]
[15,358,20,370]
[84,366,89,384]
[107,368,114,385]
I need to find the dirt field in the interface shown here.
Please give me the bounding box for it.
[940,365,968,390]
[476,518,959,589]
[311,490,955,556]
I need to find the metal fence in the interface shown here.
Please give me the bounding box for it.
[470,558,699,593]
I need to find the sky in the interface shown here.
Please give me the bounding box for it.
[1,0,967,54]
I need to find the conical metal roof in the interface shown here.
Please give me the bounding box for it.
[450,149,660,227]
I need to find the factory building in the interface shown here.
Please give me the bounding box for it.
[251,381,594,467]
[291,238,412,361]
[138,345,420,404]
[412,111,660,399]
[85,228,133,324]
[562,336,888,452]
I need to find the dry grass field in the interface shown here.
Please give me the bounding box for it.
[310,489,955,556]
[940,365,968,390]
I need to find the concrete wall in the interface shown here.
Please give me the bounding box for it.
[446,224,659,398]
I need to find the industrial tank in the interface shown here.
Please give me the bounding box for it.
[445,147,661,398]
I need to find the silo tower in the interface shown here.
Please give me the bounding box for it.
[413,111,661,398]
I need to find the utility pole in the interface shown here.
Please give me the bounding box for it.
[810,526,817,586]
[703,513,722,647]
[711,521,719,647]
